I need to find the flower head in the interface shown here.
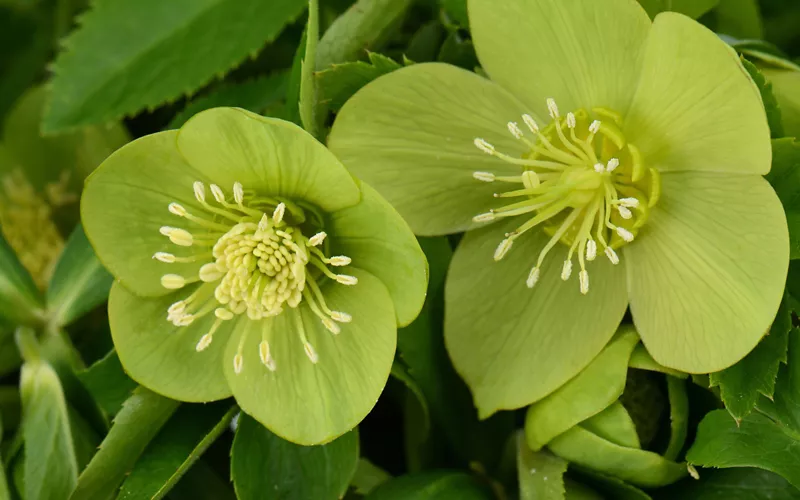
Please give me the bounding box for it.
[82,107,427,444]
[328,0,789,416]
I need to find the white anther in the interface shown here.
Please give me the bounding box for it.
[322,317,341,335]
[336,275,358,285]
[618,197,640,208]
[168,301,186,315]
[196,333,213,352]
[329,256,351,266]
[233,354,244,374]
[169,202,187,217]
[494,237,514,261]
[507,122,524,139]
[233,182,244,204]
[259,341,276,371]
[473,171,496,182]
[522,114,539,133]
[589,120,601,134]
[526,267,540,289]
[193,181,206,203]
[606,158,620,172]
[257,214,270,232]
[161,274,186,289]
[309,232,327,246]
[566,112,576,129]
[561,260,572,281]
[586,240,597,261]
[153,252,175,263]
[303,342,319,364]
[272,203,285,224]
[199,263,224,282]
[521,170,540,189]
[618,206,633,220]
[579,270,589,295]
[616,227,634,242]
[593,163,605,173]
[605,247,620,265]
[215,308,234,320]
[474,138,495,155]
[473,212,495,223]
[331,311,352,323]
[546,98,559,118]
[160,226,194,246]
[210,184,226,203]
[174,315,195,326]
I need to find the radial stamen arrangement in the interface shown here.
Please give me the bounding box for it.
[472,98,661,294]
[155,181,357,371]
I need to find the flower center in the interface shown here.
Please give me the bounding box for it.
[472,98,660,295]
[156,181,357,371]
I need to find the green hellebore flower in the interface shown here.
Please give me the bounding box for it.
[81,107,427,445]
[328,0,789,416]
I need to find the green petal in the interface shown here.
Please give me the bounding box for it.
[177,108,359,213]
[108,282,232,402]
[445,218,628,417]
[330,183,428,327]
[624,12,771,174]
[581,402,640,449]
[224,268,396,445]
[626,172,789,373]
[525,328,639,451]
[82,131,206,298]
[467,0,650,117]
[328,63,533,236]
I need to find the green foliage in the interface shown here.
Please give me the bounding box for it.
[637,0,720,19]
[516,433,568,500]
[317,52,402,112]
[656,468,800,500]
[743,59,785,138]
[0,230,42,326]
[768,139,800,259]
[365,471,492,499]
[76,351,137,418]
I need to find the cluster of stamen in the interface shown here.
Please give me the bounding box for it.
[156,181,357,373]
[472,98,660,294]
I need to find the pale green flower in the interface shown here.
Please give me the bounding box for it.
[328,0,789,416]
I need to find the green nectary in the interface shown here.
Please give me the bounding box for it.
[81,107,428,445]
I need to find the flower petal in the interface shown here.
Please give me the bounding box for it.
[625,172,789,373]
[467,0,651,117]
[329,183,428,327]
[624,12,771,174]
[108,282,232,402]
[445,218,628,417]
[177,108,360,213]
[224,268,396,445]
[328,63,534,236]
[82,131,208,298]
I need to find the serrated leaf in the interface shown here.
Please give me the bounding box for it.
[167,72,288,129]
[366,471,492,500]
[20,360,78,500]
[46,224,113,327]
[742,60,784,138]
[44,0,307,133]
[231,414,358,500]
[69,387,180,500]
[758,329,800,432]
[767,139,800,259]
[655,468,800,500]
[316,53,401,112]
[76,350,136,418]
[0,228,43,326]
[117,402,236,500]
[709,297,791,420]
[516,433,567,500]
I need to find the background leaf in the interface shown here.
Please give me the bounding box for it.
[516,433,567,500]
[365,471,492,500]
[231,414,359,500]
[316,52,401,112]
[655,468,800,500]
[44,0,307,132]
[76,350,137,418]
[636,0,720,19]
[0,230,43,326]
[767,139,800,259]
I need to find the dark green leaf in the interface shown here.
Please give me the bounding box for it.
[0,386,20,433]
[0,327,21,377]
[0,228,42,326]
[440,0,469,27]
[571,468,652,500]
[44,0,307,132]
[687,409,800,489]
[118,402,236,500]
[655,468,800,500]
[300,0,320,137]
[20,360,78,500]
[759,329,800,433]
[743,60,784,138]
[231,414,359,500]
[169,459,236,500]
[516,433,567,500]
[76,350,137,418]
[70,387,180,500]
[351,459,392,495]
[390,361,431,438]
[714,0,764,39]
[366,471,492,500]
[636,0,719,19]
[168,73,288,129]
[46,224,113,327]
[709,297,791,420]
[284,27,308,126]
[316,52,401,112]
[437,32,478,70]
[767,139,800,259]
